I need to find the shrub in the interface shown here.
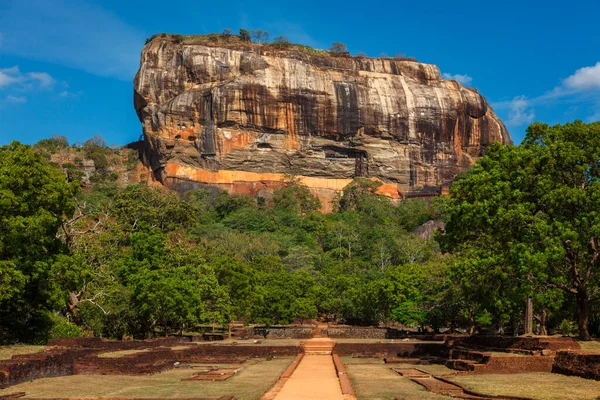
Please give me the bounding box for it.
[34,135,69,152]
[239,29,251,42]
[329,42,348,54]
[559,319,575,336]
[49,315,84,339]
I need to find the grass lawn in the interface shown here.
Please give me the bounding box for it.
[577,339,600,353]
[333,338,445,344]
[217,338,303,346]
[0,345,45,360]
[344,363,449,400]
[0,357,293,399]
[451,372,600,400]
[97,349,150,358]
[340,356,385,364]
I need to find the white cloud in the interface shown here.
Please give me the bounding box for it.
[0,66,21,87]
[27,72,55,88]
[59,90,83,98]
[5,95,27,103]
[563,62,600,91]
[0,65,56,90]
[443,73,473,86]
[495,62,600,127]
[505,95,535,126]
[1,0,146,80]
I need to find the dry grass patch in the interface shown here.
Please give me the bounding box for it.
[219,338,302,346]
[170,345,192,351]
[451,372,600,400]
[578,340,600,353]
[0,345,45,360]
[344,363,449,400]
[340,356,384,364]
[97,349,149,358]
[391,362,455,377]
[0,356,293,399]
[333,338,444,344]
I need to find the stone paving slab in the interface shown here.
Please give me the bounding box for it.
[273,354,344,400]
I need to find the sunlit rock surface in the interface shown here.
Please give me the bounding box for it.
[134,38,511,210]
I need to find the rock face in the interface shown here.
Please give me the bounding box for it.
[134,38,511,210]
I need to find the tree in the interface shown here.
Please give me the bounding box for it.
[356,52,368,57]
[272,177,321,214]
[0,142,79,342]
[222,28,232,36]
[239,29,251,42]
[329,42,348,54]
[34,135,69,153]
[337,178,383,212]
[440,121,600,340]
[250,30,269,43]
[393,52,406,59]
[82,134,109,175]
[273,35,289,44]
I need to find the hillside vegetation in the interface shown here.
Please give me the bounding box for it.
[1,121,599,343]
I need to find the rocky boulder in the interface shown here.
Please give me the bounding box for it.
[134,37,511,210]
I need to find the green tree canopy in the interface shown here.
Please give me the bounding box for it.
[0,142,79,342]
[440,121,600,339]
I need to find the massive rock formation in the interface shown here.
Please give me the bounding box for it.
[134,37,511,210]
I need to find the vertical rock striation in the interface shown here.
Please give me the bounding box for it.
[134,37,511,210]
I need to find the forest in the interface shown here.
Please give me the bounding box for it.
[1,120,599,344]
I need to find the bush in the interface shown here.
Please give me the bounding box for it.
[559,319,575,336]
[329,42,348,54]
[34,135,69,152]
[49,315,84,339]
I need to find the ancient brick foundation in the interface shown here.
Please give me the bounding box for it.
[234,326,314,339]
[333,342,448,358]
[552,351,600,380]
[449,336,580,352]
[0,338,301,389]
[326,326,452,341]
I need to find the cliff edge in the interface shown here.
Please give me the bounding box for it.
[134,36,511,210]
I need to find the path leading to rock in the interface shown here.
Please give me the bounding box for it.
[273,338,349,400]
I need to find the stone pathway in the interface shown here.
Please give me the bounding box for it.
[273,354,345,400]
[273,338,348,400]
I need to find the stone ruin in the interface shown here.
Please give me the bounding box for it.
[1,329,599,400]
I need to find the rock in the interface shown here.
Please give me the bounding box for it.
[134,37,512,210]
[414,220,446,241]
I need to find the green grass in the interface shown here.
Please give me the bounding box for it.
[578,340,600,353]
[0,357,294,399]
[340,356,384,365]
[451,372,600,400]
[97,349,149,358]
[344,363,449,400]
[0,345,45,360]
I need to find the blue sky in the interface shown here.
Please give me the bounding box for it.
[1,0,599,146]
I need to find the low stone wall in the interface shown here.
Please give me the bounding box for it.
[175,345,302,361]
[21,398,236,400]
[326,327,452,341]
[333,342,448,358]
[0,350,74,388]
[484,355,554,374]
[450,336,580,352]
[1,341,302,389]
[235,326,313,339]
[48,336,190,350]
[553,351,600,380]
